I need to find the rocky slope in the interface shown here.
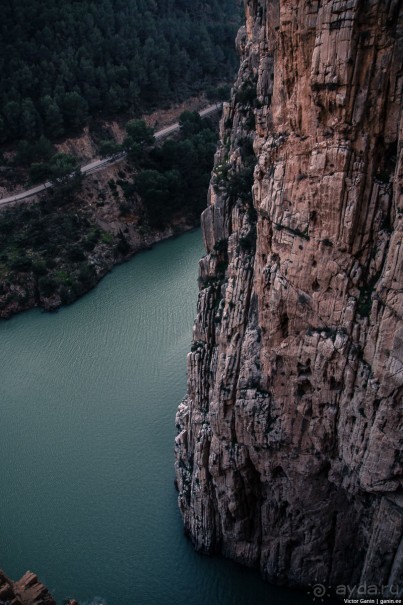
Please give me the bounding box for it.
[0,158,197,319]
[175,0,403,594]
[0,106,219,320]
[0,570,73,605]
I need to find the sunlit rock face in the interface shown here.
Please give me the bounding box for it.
[175,0,403,593]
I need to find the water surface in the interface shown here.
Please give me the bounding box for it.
[0,230,310,605]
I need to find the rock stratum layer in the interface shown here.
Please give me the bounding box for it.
[0,570,61,605]
[175,0,403,593]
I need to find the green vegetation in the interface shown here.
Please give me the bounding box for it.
[123,120,155,163]
[0,110,219,312]
[85,111,217,230]
[15,135,55,166]
[131,111,218,228]
[0,200,111,309]
[206,84,232,103]
[99,140,122,158]
[30,152,80,184]
[235,79,258,107]
[0,0,240,144]
[212,134,255,204]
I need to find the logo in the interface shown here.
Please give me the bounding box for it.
[307,581,402,603]
[307,582,331,602]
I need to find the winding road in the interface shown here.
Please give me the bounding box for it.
[0,103,222,207]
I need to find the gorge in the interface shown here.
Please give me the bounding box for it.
[1,0,402,602]
[0,231,312,605]
[175,0,403,595]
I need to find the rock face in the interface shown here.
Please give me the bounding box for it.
[0,570,57,605]
[0,158,197,320]
[175,0,403,593]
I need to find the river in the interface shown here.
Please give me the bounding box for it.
[0,229,310,605]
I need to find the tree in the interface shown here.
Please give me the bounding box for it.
[124,119,155,163]
[0,0,240,144]
[16,136,54,167]
[179,111,205,137]
[61,92,88,131]
[48,153,83,201]
[41,96,64,138]
[30,162,52,183]
[125,120,155,146]
[48,153,79,182]
[0,115,7,143]
[20,98,41,140]
[38,276,58,297]
[35,135,55,161]
[99,140,122,158]
[106,84,125,113]
[3,101,21,139]
[29,152,83,194]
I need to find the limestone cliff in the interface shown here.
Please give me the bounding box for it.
[175,0,403,593]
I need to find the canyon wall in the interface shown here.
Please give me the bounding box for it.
[175,0,403,592]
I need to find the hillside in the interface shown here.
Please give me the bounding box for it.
[0,0,240,144]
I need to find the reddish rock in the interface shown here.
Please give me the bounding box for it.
[176,0,403,594]
[0,570,56,605]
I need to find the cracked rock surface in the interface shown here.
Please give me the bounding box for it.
[0,570,58,605]
[175,0,403,592]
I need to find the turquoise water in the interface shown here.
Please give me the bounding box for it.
[0,230,308,605]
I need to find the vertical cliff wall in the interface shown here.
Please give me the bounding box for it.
[175,0,403,592]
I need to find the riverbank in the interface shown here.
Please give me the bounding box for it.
[0,188,198,319]
[0,111,217,320]
[0,228,297,605]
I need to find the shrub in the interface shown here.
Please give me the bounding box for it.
[32,261,47,276]
[38,275,57,296]
[10,256,33,272]
[99,140,122,158]
[235,80,257,106]
[68,245,86,262]
[78,263,96,286]
[30,162,51,183]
